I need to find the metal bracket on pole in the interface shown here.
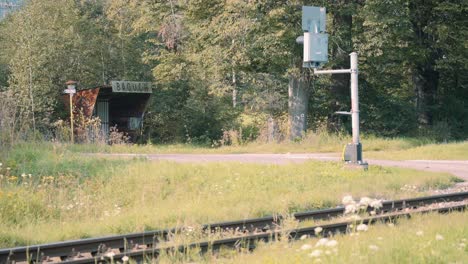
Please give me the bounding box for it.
[314,69,351,75]
[335,111,351,116]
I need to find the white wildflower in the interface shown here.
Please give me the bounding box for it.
[300,234,309,240]
[359,197,372,207]
[342,195,354,205]
[370,199,383,209]
[387,223,395,227]
[122,256,129,262]
[325,250,332,255]
[357,224,368,232]
[377,237,383,240]
[21,173,26,178]
[315,238,329,247]
[369,245,379,251]
[105,252,115,258]
[416,230,424,236]
[370,211,376,216]
[345,204,357,214]
[0,163,2,167]
[314,227,323,235]
[458,243,466,249]
[325,240,338,247]
[301,244,313,250]
[435,234,444,241]
[309,249,322,258]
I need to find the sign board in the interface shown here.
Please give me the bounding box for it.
[63,88,76,94]
[302,6,326,33]
[111,81,153,93]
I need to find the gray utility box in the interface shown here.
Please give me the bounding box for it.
[343,143,363,163]
[303,32,328,68]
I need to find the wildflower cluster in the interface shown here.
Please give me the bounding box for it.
[0,162,35,187]
[301,237,339,260]
[341,195,383,215]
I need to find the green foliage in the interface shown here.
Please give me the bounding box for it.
[0,0,466,143]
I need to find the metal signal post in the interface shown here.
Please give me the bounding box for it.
[298,6,367,168]
[313,52,367,167]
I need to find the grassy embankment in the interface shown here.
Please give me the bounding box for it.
[212,212,468,264]
[67,134,468,160]
[0,142,460,248]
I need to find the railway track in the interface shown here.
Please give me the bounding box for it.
[1,191,467,264]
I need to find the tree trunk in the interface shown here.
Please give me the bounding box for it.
[232,68,237,107]
[267,115,278,143]
[288,76,309,140]
[413,66,438,126]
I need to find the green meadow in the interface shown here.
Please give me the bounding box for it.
[0,142,460,248]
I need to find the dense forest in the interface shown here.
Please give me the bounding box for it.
[0,0,466,146]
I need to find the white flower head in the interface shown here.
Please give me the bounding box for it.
[122,256,129,262]
[359,197,372,207]
[370,199,383,209]
[357,224,368,232]
[369,244,379,251]
[0,163,2,167]
[301,244,313,250]
[458,243,466,249]
[416,230,424,236]
[314,227,323,235]
[315,238,329,247]
[435,234,444,241]
[325,240,338,247]
[342,195,355,205]
[345,204,357,214]
[309,249,323,258]
[300,234,309,240]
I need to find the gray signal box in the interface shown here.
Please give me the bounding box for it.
[300,6,328,68]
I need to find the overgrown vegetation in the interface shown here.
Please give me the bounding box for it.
[216,212,468,264]
[0,143,458,247]
[0,0,466,148]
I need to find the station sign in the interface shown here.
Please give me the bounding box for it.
[111,81,153,93]
[63,88,76,94]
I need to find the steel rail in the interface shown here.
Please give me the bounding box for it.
[1,191,467,263]
[62,204,467,264]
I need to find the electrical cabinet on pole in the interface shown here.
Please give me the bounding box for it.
[297,6,368,169]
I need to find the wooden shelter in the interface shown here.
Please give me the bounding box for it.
[62,81,152,141]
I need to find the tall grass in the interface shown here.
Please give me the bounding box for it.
[66,133,441,154]
[219,212,468,264]
[0,143,458,247]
